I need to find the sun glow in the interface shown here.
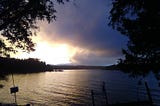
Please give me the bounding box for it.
[15,42,75,65]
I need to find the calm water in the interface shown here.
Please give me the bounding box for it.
[0,69,159,106]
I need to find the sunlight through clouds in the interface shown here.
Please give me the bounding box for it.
[12,0,128,65]
[14,42,76,65]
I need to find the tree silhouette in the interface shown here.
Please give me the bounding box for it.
[0,0,69,57]
[109,0,160,70]
[0,57,53,73]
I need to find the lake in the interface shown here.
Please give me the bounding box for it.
[0,69,159,106]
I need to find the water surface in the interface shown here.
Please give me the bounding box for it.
[0,69,159,106]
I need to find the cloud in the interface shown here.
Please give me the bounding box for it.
[37,0,128,65]
[70,48,123,65]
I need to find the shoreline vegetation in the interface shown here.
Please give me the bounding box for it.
[0,57,118,74]
[1,57,159,78]
[0,57,52,74]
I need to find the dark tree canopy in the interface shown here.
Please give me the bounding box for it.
[109,0,160,70]
[0,0,68,57]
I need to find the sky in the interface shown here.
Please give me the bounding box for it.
[14,0,128,66]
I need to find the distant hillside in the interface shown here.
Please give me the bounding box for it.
[52,64,119,70]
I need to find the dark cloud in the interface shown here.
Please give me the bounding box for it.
[39,0,128,65]
[71,50,122,65]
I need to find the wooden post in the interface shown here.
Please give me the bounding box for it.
[11,74,17,104]
[102,81,108,105]
[144,81,153,105]
[91,90,95,106]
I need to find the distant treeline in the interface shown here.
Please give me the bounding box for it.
[0,57,120,74]
[0,57,52,74]
[52,64,119,70]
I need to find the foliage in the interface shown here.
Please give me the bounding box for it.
[0,0,69,57]
[109,0,160,70]
[0,57,53,73]
[0,57,53,88]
